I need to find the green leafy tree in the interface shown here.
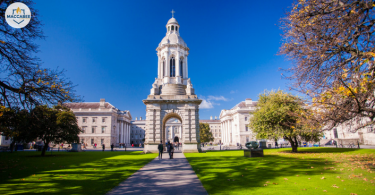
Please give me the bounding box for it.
[0,108,34,152]
[199,123,214,143]
[249,90,321,153]
[31,105,80,156]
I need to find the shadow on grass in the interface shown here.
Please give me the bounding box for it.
[0,151,157,195]
[185,150,341,195]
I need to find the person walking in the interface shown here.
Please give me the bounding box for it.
[170,142,174,159]
[111,143,114,151]
[102,144,105,151]
[158,141,163,160]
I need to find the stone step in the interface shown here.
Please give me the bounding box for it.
[161,84,186,95]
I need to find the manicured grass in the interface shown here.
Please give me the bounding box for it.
[0,151,157,195]
[185,148,375,195]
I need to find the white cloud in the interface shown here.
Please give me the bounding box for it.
[208,95,229,101]
[230,90,238,94]
[199,98,213,109]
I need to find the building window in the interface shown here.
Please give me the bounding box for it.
[333,128,338,138]
[171,25,174,30]
[81,139,84,144]
[101,139,104,145]
[83,118,86,123]
[180,59,183,77]
[246,136,249,142]
[245,126,248,131]
[92,127,96,133]
[163,60,165,77]
[102,127,106,133]
[92,118,96,123]
[245,117,248,121]
[102,118,106,123]
[176,26,178,31]
[91,139,94,145]
[367,126,373,133]
[82,127,86,133]
[170,57,175,77]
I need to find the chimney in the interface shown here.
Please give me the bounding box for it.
[215,116,217,120]
[245,98,253,105]
[100,98,105,108]
[210,116,212,120]
[140,117,142,120]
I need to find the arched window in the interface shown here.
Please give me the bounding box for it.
[168,26,170,31]
[176,26,178,31]
[170,57,175,77]
[179,59,183,77]
[171,26,174,31]
[162,60,165,77]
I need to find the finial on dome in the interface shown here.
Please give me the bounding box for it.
[171,9,175,18]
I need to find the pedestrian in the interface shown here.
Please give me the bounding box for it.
[170,142,174,159]
[275,141,278,148]
[102,144,105,151]
[111,143,114,151]
[158,141,163,160]
[167,141,172,159]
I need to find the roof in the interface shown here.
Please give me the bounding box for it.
[159,33,187,47]
[64,102,114,109]
[167,17,179,25]
[231,101,258,110]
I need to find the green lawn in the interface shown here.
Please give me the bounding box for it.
[185,148,375,195]
[0,151,157,195]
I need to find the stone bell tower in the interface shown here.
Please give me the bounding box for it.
[143,12,202,153]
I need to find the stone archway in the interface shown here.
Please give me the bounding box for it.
[162,112,183,151]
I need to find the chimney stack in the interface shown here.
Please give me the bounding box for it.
[135,117,138,121]
[100,98,105,108]
[215,116,217,120]
[210,116,212,120]
[140,117,142,120]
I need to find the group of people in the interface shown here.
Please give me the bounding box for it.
[158,141,176,160]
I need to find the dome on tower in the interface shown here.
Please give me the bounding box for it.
[167,17,179,25]
[159,34,187,47]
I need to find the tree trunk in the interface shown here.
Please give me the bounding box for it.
[287,137,298,153]
[10,141,15,153]
[41,141,49,156]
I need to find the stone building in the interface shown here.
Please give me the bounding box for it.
[220,98,258,146]
[323,121,375,145]
[199,116,221,144]
[143,15,202,153]
[131,117,146,145]
[64,99,132,147]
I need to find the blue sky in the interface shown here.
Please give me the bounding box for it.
[33,0,294,120]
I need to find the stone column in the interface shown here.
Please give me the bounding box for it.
[157,55,161,79]
[128,122,131,145]
[185,56,188,78]
[176,52,180,77]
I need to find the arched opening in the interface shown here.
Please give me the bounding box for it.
[162,112,183,152]
[171,25,174,31]
[179,58,183,77]
[162,59,165,77]
[176,26,178,31]
[170,57,175,77]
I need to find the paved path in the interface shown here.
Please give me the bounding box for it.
[107,153,207,195]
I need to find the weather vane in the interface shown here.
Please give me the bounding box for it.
[171,9,175,18]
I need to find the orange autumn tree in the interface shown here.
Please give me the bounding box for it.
[280,0,375,131]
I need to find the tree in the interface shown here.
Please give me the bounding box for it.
[0,108,34,152]
[279,0,375,131]
[0,0,79,109]
[31,105,80,156]
[199,123,214,143]
[249,90,321,153]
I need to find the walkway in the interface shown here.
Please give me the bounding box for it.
[107,153,207,195]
